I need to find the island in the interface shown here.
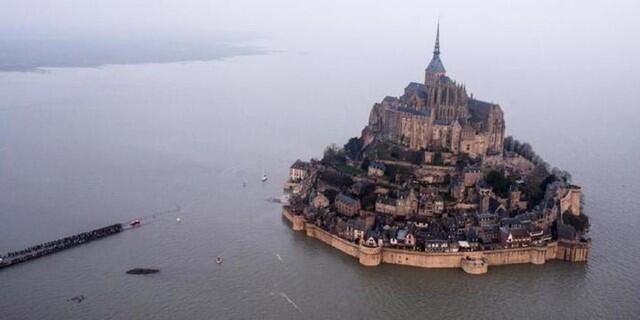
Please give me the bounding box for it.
[282,24,590,274]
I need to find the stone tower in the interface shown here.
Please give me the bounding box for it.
[425,23,470,123]
[424,22,446,87]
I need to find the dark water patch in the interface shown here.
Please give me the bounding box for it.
[126,268,160,275]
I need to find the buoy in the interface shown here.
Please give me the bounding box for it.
[176,217,181,223]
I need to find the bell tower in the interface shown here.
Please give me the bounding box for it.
[425,21,446,88]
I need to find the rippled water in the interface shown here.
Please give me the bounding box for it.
[0,51,639,319]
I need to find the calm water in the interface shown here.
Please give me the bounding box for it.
[0,50,639,319]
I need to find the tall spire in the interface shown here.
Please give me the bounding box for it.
[425,20,446,76]
[434,19,440,56]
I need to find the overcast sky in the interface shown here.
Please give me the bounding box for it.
[2,1,639,89]
[3,0,638,54]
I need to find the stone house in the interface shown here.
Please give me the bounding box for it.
[499,227,532,247]
[476,212,498,228]
[335,193,361,217]
[451,178,465,201]
[396,189,419,217]
[528,228,549,244]
[375,196,397,215]
[420,195,444,216]
[289,160,310,182]
[476,181,492,198]
[463,166,482,187]
[368,162,386,177]
[478,225,499,245]
[345,218,368,241]
[405,233,416,247]
[364,236,378,247]
[425,239,448,252]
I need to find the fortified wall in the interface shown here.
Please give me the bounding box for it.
[283,209,588,274]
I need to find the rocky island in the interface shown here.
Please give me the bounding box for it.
[282,24,590,274]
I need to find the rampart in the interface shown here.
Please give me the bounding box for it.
[282,208,588,274]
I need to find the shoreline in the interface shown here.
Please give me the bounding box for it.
[283,208,588,274]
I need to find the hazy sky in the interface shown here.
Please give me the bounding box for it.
[2,0,639,115]
[2,0,638,47]
[2,1,638,71]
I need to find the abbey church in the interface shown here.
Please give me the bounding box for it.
[363,24,505,158]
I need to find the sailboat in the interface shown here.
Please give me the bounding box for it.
[261,166,268,182]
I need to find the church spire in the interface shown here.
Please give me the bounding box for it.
[434,20,440,56]
[425,21,446,78]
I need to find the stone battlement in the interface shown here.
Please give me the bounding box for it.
[282,209,588,274]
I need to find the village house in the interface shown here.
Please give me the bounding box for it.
[476,212,498,228]
[375,196,397,215]
[396,189,419,217]
[450,178,466,201]
[477,225,499,245]
[425,239,448,252]
[345,218,368,241]
[368,162,386,177]
[289,160,310,182]
[335,193,361,217]
[463,166,482,187]
[499,227,532,248]
[364,236,378,247]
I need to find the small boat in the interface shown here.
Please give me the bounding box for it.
[261,174,268,182]
[129,219,141,227]
[216,256,223,264]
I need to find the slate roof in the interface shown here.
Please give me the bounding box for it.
[370,162,386,171]
[336,193,358,205]
[290,160,310,170]
[396,229,408,241]
[376,196,397,206]
[468,98,496,122]
[463,165,481,173]
[433,119,451,126]
[405,82,426,91]
[426,55,446,74]
[397,106,430,117]
[404,82,428,99]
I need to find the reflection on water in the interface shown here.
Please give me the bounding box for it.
[0,50,638,319]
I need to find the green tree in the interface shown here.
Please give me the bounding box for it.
[322,144,346,166]
[360,157,371,171]
[486,170,511,197]
[563,212,590,232]
[344,137,363,160]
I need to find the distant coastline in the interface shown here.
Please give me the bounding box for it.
[0,35,268,72]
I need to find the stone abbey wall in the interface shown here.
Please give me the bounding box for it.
[305,224,360,258]
[282,209,588,273]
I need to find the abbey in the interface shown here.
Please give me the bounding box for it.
[363,24,505,158]
[283,24,589,274]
